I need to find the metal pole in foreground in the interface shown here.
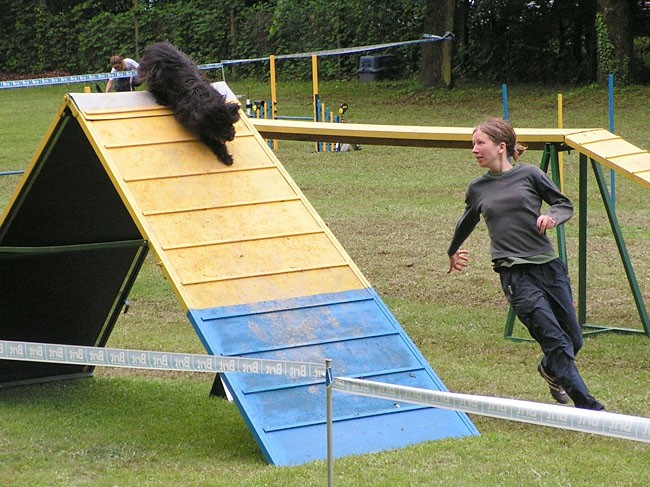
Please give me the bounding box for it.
[325,359,334,487]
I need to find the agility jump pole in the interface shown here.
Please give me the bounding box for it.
[321,365,649,485]
[312,54,321,152]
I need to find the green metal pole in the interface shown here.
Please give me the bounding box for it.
[578,153,588,326]
[590,159,650,335]
[546,145,567,265]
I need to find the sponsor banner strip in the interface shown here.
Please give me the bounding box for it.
[0,339,325,380]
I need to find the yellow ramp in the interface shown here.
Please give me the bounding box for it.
[564,129,650,189]
[67,85,367,310]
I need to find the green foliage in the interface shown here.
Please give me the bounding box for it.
[454,0,600,84]
[596,11,631,85]
[596,12,616,79]
[0,1,647,84]
[635,36,650,80]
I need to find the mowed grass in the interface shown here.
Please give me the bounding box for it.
[0,79,649,486]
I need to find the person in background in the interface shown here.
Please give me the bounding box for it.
[105,54,140,92]
[446,117,605,411]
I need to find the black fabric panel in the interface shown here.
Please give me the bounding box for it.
[0,113,141,246]
[0,111,146,385]
[0,246,142,384]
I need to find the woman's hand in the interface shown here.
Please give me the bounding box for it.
[448,249,469,273]
[536,215,556,235]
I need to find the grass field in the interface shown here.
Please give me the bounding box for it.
[0,79,649,486]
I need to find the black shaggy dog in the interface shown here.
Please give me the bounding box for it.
[138,42,240,165]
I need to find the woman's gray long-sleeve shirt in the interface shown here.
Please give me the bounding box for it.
[447,163,573,262]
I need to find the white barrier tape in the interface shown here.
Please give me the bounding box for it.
[221,33,454,65]
[0,340,325,379]
[1,35,452,90]
[0,70,142,90]
[332,377,650,444]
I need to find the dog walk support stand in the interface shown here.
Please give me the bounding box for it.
[503,142,650,340]
[246,117,650,339]
[0,85,478,466]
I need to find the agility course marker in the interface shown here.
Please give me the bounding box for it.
[220,34,454,66]
[0,70,141,90]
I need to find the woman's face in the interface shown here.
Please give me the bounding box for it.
[472,129,504,170]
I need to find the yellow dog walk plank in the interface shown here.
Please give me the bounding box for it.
[564,129,650,189]
[253,119,650,189]
[251,118,588,150]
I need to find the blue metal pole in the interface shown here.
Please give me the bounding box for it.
[608,74,616,210]
[326,359,334,487]
[502,84,509,120]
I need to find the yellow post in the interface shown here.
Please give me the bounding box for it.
[312,54,320,151]
[312,54,319,121]
[269,54,278,150]
[84,86,91,93]
[557,94,564,192]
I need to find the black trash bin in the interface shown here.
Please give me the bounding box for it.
[357,55,397,82]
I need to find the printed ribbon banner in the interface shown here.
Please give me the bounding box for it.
[0,339,325,380]
[331,377,650,444]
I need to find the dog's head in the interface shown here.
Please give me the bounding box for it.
[202,102,240,143]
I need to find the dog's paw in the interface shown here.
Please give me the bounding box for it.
[219,152,234,166]
[211,143,234,166]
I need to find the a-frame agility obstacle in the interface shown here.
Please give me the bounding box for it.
[0,85,478,466]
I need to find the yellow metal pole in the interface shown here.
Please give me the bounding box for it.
[269,54,278,150]
[557,94,564,192]
[312,54,319,121]
[312,54,320,151]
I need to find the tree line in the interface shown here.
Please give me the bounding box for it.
[0,0,648,85]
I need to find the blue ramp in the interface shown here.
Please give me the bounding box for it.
[189,289,478,466]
